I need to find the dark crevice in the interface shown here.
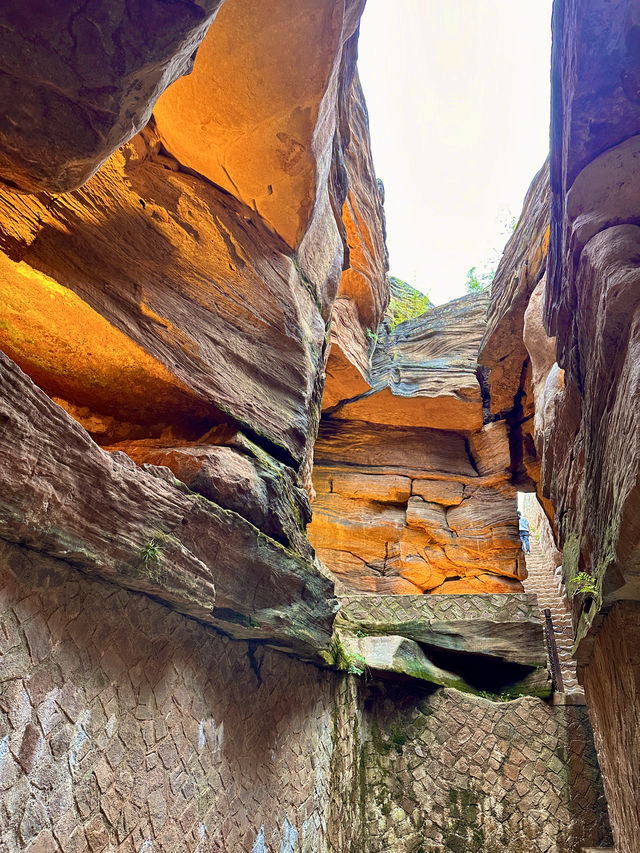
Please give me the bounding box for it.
[419,642,540,694]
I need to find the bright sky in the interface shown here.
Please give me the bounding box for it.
[357,0,552,304]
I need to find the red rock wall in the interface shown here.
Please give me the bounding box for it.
[582,603,640,853]
[0,0,387,661]
[476,4,640,849]
[312,293,527,595]
[542,6,640,849]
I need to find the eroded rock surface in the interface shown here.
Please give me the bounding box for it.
[0,0,387,663]
[310,293,525,595]
[476,5,640,850]
[0,353,336,658]
[154,0,365,250]
[479,160,550,417]
[543,1,640,663]
[0,0,225,192]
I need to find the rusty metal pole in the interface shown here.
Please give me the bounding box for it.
[543,608,564,693]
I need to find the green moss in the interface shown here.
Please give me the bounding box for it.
[320,635,368,676]
[390,723,408,754]
[442,788,485,853]
[371,720,392,757]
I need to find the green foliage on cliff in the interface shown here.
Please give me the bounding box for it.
[387,276,431,330]
[321,635,368,676]
[568,571,598,596]
[140,537,162,567]
[465,265,495,294]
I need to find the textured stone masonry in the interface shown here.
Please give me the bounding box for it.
[0,540,611,853]
[0,541,362,853]
[362,686,612,853]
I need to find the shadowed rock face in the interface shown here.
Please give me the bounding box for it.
[478,162,559,527]
[335,593,552,698]
[0,352,337,657]
[475,5,640,850]
[542,9,640,846]
[310,292,526,595]
[0,0,225,192]
[545,0,640,634]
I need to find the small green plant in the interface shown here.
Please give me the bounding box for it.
[347,652,368,677]
[465,265,495,294]
[320,635,368,677]
[568,572,598,596]
[140,537,163,567]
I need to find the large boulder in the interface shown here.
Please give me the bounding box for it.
[0,353,337,658]
[335,593,551,697]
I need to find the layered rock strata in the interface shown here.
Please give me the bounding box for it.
[0,0,388,661]
[310,292,527,595]
[543,5,640,849]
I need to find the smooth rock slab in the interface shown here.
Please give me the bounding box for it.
[0,352,336,659]
[341,634,471,691]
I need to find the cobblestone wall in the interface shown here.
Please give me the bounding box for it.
[0,542,363,853]
[0,541,610,852]
[361,685,611,853]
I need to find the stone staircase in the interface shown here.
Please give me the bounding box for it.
[522,537,583,699]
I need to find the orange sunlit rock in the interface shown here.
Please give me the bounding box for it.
[335,72,389,330]
[0,132,327,457]
[309,418,526,595]
[330,385,483,431]
[311,291,525,594]
[0,255,206,427]
[154,0,351,248]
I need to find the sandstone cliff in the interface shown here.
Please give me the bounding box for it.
[545,6,640,848]
[311,290,527,596]
[476,5,640,849]
[0,0,386,661]
[0,3,619,852]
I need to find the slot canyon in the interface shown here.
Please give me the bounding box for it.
[0,1,638,852]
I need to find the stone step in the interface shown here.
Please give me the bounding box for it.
[581,848,616,852]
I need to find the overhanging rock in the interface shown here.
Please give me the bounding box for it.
[337,593,547,668]
[336,593,551,697]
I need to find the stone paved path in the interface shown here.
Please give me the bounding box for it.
[522,536,583,697]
